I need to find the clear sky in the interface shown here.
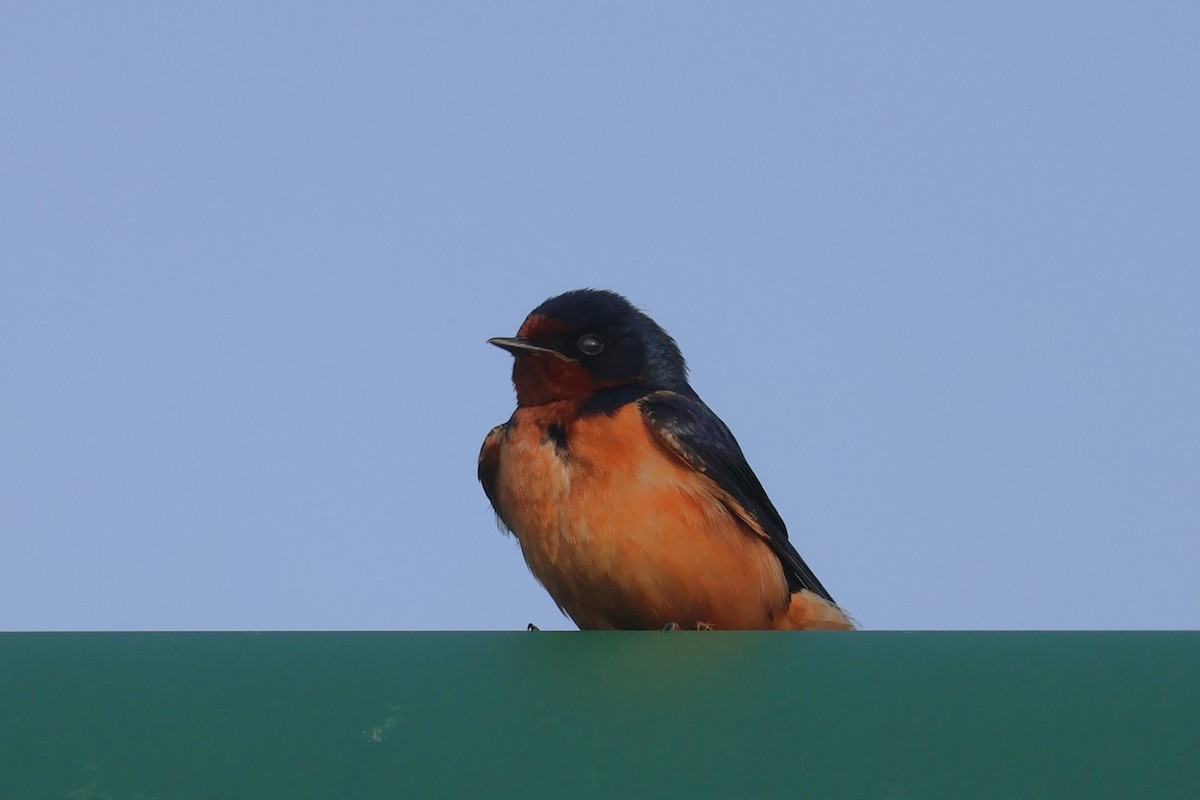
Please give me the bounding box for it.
[3,4,1197,631]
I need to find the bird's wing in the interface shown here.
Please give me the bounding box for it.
[478,423,513,532]
[639,389,836,603]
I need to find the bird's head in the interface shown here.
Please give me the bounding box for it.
[490,289,688,407]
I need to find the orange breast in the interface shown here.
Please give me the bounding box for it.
[494,401,791,630]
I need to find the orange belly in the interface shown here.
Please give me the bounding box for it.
[494,401,792,630]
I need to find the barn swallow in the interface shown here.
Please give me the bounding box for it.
[479,289,854,630]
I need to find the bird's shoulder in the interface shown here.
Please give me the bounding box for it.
[636,389,836,602]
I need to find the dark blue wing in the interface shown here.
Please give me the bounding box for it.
[639,390,837,603]
[478,422,513,532]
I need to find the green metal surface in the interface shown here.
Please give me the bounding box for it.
[1,632,1197,799]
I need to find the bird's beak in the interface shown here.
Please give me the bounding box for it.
[488,337,575,361]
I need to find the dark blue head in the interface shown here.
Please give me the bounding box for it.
[489,289,689,406]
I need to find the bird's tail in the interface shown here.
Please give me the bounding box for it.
[775,589,857,630]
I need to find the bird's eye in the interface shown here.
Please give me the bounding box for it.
[576,334,605,356]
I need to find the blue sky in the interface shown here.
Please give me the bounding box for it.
[2,4,1197,630]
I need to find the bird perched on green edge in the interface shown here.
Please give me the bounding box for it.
[480,289,854,631]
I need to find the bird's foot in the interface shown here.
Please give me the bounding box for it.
[660,622,682,632]
[694,622,714,631]
[527,623,540,632]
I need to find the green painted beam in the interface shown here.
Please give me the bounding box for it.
[2,632,1197,799]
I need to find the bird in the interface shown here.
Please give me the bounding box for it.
[478,289,854,631]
